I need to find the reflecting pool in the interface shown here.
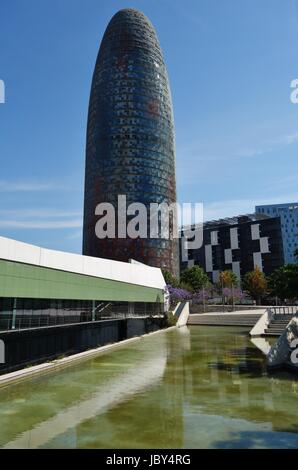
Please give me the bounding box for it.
[0,326,298,449]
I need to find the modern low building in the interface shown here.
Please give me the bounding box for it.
[180,214,284,282]
[83,8,179,277]
[0,236,166,332]
[256,202,298,264]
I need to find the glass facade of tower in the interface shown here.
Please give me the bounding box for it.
[83,9,179,276]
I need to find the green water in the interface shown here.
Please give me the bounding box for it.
[0,326,298,449]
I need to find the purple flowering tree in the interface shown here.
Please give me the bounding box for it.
[167,285,193,308]
[222,287,245,304]
[193,288,212,303]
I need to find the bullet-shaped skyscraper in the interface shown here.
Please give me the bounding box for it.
[83,9,179,276]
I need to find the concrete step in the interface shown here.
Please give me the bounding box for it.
[269,325,289,329]
[269,319,290,322]
[188,320,254,325]
[189,317,261,320]
[264,315,294,337]
[189,315,261,319]
[189,318,260,321]
[274,315,293,320]
[188,314,261,327]
[271,319,291,322]
[268,328,288,332]
[264,330,284,337]
[266,328,285,332]
[188,317,259,319]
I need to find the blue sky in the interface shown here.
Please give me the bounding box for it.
[0,0,298,253]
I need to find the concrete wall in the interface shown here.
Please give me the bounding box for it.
[250,310,269,337]
[176,302,190,327]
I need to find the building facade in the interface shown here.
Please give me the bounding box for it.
[180,214,284,282]
[0,236,167,373]
[256,203,298,264]
[0,236,166,332]
[83,9,179,276]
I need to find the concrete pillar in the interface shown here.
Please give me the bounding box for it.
[92,300,96,322]
[12,298,17,330]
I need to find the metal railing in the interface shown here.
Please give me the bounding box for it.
[269,306,298,316]
[0,309,164,332]
[265,306,298,330]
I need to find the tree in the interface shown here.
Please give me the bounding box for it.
[162,270,179,288]
[167,285,192,305]
[219,271,239,307]
[219,270,238,288]
[180,266,210,292]
[222,287,245,305]
[179,281,194,293]
[242,267,267,304]
[269,264,298,302]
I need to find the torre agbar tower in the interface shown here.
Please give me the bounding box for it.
[83,9,179,277]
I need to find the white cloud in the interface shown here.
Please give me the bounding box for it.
[0,208,83,230]
[234,132,298,159]
[177,129,298,165]
[280,133,298,145]
[0,181,75,192]
[67,230,83,240]
[176,128,298,185]
[0,219,82,229]
[202,193,298,221]
[0,209,82,218]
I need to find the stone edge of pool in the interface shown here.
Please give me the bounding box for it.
[0,325,178,389]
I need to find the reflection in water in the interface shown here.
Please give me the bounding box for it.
[250,337,272,356]
[0,326,298,448]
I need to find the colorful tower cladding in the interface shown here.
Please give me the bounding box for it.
[83,9,179,276]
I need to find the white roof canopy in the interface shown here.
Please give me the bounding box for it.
[0,236,166,290]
